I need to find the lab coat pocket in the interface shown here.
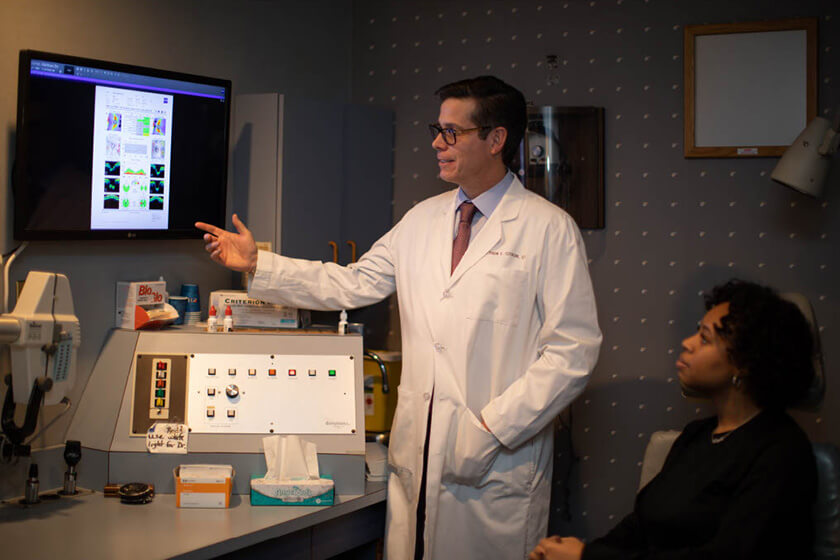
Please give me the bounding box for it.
[441,407,501,487]
[387,386,422,497]
[464,267,527,326]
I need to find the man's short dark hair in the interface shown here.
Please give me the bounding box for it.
[704,279,815,410]
[435,76,526,170]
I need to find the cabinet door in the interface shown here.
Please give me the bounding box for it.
[281,97,344,261]
[340,104,394,262]
[233,94,394,340]
[231,93,283,249]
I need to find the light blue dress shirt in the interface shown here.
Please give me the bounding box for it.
[453,170,515,241]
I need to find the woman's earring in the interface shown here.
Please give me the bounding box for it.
[731,375,742,389]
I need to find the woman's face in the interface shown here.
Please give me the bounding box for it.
[676,302,738,397]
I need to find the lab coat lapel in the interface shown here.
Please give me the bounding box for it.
[438,191,458,282]
[448,215,502,286]
[447,179,525,286]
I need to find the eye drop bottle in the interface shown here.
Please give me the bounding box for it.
[207,306,217,333]
[223,305,233,332]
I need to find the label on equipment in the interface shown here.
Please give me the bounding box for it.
[146,422,188,454]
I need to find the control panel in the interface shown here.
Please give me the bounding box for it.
[149,358,172,418]
[130,350,356,435]
[131,354,188,434]
[187,353,356,434]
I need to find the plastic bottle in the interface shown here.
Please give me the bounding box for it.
[223,305,233,332]
[207,305,217,333]
[338,309,348,335]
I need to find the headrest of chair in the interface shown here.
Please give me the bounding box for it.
[782,292,825,410]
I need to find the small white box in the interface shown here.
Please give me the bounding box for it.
[175,464,234,508]
[115,281,167,329]
[209,290,297,329]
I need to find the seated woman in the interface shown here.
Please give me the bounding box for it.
[530,279,817,560]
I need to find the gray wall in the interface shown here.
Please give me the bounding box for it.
[0,0,352,454]
[350,0,839,539]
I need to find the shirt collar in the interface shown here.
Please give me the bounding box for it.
[455,170,515,219]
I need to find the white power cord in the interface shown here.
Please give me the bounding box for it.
[3,241,29,314]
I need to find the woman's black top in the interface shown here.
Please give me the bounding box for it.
[582,411,816,559]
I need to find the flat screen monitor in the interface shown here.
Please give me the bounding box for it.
[13,50,231,240]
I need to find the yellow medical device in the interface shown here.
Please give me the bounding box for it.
[363,350,401,434]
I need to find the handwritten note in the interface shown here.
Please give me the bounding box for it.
[146,422,188,454]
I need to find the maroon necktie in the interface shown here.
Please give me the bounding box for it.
[451,201,477,273]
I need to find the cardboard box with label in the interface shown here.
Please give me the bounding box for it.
[209,290,297,329]
[116,281,176,329]
[174,464,234,508]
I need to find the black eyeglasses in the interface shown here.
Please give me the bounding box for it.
[428,123,491,145]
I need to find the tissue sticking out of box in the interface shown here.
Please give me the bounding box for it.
[265,434,318,480]
[250,435,334,502]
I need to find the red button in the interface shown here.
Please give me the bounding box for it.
[288,369,296,376]
[156,380,166,388]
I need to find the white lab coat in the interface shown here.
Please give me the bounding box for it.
[249,178,602,559]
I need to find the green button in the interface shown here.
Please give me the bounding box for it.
[328,370,336,377]
[155,389,165,398]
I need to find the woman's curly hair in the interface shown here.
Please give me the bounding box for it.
[704,279,815,410]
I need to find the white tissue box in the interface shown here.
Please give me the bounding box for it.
[250,474,334,506]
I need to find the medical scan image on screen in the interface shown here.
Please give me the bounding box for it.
[90,86,174,230]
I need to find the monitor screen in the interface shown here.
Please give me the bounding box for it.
[13,50,231,240]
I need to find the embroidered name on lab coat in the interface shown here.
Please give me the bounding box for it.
[488,250,525,261]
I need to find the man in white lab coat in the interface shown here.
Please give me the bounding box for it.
[197,76,602,560]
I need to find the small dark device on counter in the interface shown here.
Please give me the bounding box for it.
[59,440,82,495]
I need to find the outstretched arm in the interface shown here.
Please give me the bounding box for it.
[195,214,258,272]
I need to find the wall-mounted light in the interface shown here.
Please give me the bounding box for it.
[771,114,839,198]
